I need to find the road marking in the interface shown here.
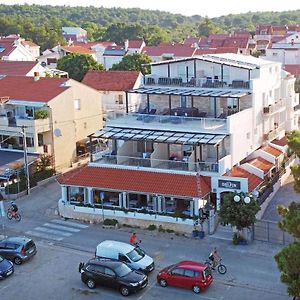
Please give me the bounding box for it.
[34,226,72,237]
[51,219,89,229]
[43,223,80,232]
[25,230,63,241]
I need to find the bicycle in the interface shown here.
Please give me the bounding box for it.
[204,258,227,274]
[7,207,21,222]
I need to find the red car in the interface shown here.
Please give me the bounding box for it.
[157,260,213,294]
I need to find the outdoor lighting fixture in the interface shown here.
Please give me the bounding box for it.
[233,194,252,204]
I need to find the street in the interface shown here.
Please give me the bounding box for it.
[0,180,291,300]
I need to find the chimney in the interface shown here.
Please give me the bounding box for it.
[34,72,40,81]
[124,39,129,52]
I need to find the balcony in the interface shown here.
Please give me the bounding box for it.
[92,153,219,173]
[263,99,286,115]
[144,75,250,90]
[15,117,51,133]
[106,113,227,134]
[263,123,285,141]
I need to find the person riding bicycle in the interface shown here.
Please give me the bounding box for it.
[209,247,221,269]
[10,201,18,215]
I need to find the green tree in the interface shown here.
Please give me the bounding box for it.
[218,192,260,235]
[197,17,223,37]
[287,131,300,192]
[57,53,104,81]
[275,202,300,298]
[110,53,151,72]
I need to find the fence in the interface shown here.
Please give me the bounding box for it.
[253,219,294,245]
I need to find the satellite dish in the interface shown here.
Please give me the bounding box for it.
[54,128,62,137]
[41,61,47,67]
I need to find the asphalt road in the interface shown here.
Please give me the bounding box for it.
[0,179,291,300]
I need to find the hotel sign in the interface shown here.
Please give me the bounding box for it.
[218,179,241,190]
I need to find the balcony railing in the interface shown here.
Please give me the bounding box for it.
[92,153,219,173]
[106,113,227,133]
[263,123,285,141]
[263,99,286,115]
[144,75,250,89]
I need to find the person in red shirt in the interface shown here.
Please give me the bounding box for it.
[130,232,137,245]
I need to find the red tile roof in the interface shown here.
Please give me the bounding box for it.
[0,39,16,58]
[194,47,239,55]
[0,61,38,76]
[128,40,144,48]
[247,157,274,174]
[224,167,263,191]
[0,76,69,102]
[260,145,283,157]
[271,135,288,147]
[58,165,211,198]
[283,65,300,77]
[61,45,94,55]
[143,43,196,57]
[22,40,39,47]
[82,70,140,91]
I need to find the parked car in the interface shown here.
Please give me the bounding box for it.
[95,240,154,274]
[0,237,37,265]
[0,255,14,279]
[79,258,148,296]
[157,260,213,293]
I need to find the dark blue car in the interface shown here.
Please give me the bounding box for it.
[0,255,14,279]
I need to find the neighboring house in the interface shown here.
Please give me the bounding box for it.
[143,43,196,62]
[103,45,127,70]
[38,47,61,69]
[0,76,103,170]
[0,37,35,61]
[21,40,40,60]
[59,44,97,61]
[0,61,48,77]
[82,70,142,116]
[125,39,146,55]
[57,54,299,229]
[73,41,116,65]
[62,27,87,43]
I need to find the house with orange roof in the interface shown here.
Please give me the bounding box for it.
[59,44,97,61]
[0,75,103,170]
[62,27,87,43]
[57,53,299,231]
[82,70,142,116]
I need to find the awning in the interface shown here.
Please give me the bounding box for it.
[92,126,226,145]
[128,86,250,98]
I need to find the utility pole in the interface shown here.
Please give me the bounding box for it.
[21,126,30,195]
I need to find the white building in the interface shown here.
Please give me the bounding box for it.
[58,54,299,230]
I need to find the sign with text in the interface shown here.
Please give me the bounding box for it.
[218,179,241,190]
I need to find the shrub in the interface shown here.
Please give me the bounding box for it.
[147,224,157,231]
[103,218,118,226]
[166,229,175,233]
[158,225,165,232]
[34,110,49,119]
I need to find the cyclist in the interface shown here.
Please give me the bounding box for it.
[209,247,221,269]
[10,201,18,216]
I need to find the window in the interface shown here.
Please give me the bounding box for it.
[118,254,129,263]
[171,268,185,276]
[116,94,123,105]
[74,99,81,110]
[180,96,187,108]
[25,106,34,118]
[104,268,115,277]
[38,134,44,147]
[184,269,195,277]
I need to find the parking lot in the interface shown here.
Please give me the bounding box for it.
[0,240,290,300]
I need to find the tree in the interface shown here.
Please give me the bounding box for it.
[110,53,151,73]
[275,202,300,299]
[57,53,104,81]
[288,131,300,192]
[197,17,223,37]
[218,192,260,236]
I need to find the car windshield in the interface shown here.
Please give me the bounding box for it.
[127,248,144,262]
[114,263,132,277]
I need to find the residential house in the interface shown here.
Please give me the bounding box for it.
[143,43,196,62]
[0,61,48,77]
[82,70,142,116]
[0,75,103,170]
[62,27,87,43]
[0,37,35,61]
[57,54,299,231]
[125,39,146,55]
[21,40,40,60]
[59,44,97,61]
[103,45,127,70]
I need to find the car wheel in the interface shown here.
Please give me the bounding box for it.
[120,286,130,296]
[14,257,23,265]
[192,285,201,294]
[159,278,168,287]
[86,278,96,289]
